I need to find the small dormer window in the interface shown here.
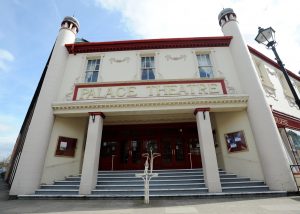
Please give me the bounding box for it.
[196,54,213,78]
[85,59,100,83]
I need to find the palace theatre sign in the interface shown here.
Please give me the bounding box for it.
[72,79,227,101]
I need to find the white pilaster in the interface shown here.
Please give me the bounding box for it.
[79,113,104,195]
[195,109,222,192]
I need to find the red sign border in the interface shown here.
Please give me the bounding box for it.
[73,79,227,101]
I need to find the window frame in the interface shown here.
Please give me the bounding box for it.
[195,53,214,78]
[141,55,156,80]
[84,58,101,83]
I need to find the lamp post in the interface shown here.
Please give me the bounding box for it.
[255,27,300,109]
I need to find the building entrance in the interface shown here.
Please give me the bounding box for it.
[99,123,202,170]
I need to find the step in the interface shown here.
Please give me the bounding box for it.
[97,172,228,177]
[97,174,203,181]
[98,178,204,185]
[221,181,265,187]
[98,172,204,177]
[65,177,81,181]
[54,181,80,185]
[35,189,79,195]
[222,186,269,192]
[40,185,79,190]
[220,177,250,182]
[91,188,208,196]
[95,183,205,190]
[97,168,207,173]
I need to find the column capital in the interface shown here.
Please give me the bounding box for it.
[194,108,210,116]
[89,112,106,119]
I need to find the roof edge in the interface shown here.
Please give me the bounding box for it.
[65,36,232,54]
[248,46,300,82]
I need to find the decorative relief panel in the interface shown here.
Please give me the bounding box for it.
[266,67,276,76]
[64,75,81,101]
[109,57,130,64]
[262,84,278,101]
[285,94,298,109]
[165,55,186,61]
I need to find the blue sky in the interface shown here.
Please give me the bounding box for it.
[0,0,299,160]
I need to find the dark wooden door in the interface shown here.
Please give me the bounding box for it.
[99,123,200,170]
[160,136,188,169]
[118,138,145,170]
[99,139,119,170]
[187,137,202,168]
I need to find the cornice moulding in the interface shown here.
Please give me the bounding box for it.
[52,95,249,115]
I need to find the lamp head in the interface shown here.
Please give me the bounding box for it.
[255,27,276,48]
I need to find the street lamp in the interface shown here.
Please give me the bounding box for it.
[255,27,300,109]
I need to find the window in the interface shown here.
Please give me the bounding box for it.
[278,72,293,98]
[85,59,100,82]
[141,56,155,80]
[196,54,213,78]
[254,61,274,88]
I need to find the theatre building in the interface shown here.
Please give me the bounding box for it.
[6,8,300,198]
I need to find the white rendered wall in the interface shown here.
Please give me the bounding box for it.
[222,19,296,191]
[214,111,264,180]
[10,27,76,195]
[251,55,300,118]
[57,47,243,101]
[41,117,87,184]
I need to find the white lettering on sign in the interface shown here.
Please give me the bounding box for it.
[75,82,224,100]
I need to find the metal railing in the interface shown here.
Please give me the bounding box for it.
[290,164,300,192]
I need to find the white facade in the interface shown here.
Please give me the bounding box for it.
[7,9,300,196]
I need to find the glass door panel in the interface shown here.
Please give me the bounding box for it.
[161,138,172,163]
[144,139,159,154]
[131,139,142,164]
[119,140,129,165]
[175,139,185,161]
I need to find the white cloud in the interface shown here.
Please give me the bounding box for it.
[96,0,300,73]
[0,49,14,72]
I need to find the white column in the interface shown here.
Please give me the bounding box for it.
[79,112,104,195]
[219,10,297,191]
[195,109,222,193]
[9,20,77,196]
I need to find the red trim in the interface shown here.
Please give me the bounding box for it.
[66,36,232,54]
[73,79,227,100]
[194,108,210,115]
[89,112,106,119]
[272,109,300,131]
[248,46,300,82]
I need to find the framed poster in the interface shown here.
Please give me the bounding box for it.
[55,136,77,157]
[224,131,248,153]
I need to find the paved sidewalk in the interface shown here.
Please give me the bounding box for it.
[1,179,300,214]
